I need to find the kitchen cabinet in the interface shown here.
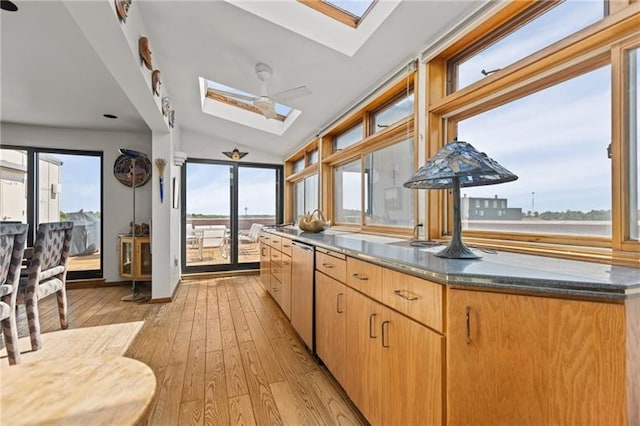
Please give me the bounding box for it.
[267,235,292,318]
[315,270,347,385]
[118,235,151,280]
[258,233,270,291]
[447,289,628,425]
[345,262,443,426]
[290,241,314,350]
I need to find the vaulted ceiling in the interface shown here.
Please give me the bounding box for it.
[1,0,483,158]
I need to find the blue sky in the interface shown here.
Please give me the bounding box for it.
[56,154,101,213]
[186,163,276,216]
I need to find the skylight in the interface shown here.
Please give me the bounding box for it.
[225,0,400,57]
[199,78,301,136]
[206,80,293,120]
[299,0,376,28]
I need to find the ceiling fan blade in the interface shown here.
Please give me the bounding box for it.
[208,88,256,102]
[262,105,278,120]
[271,85,311,102]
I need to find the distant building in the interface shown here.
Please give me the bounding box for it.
[461,194,522,220]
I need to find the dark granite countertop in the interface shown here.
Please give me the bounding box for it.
[263,226,640,300]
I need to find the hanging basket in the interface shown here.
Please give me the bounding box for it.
[298,209,331,233]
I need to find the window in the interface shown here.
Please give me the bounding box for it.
[0,147,103,279]
[292,174,318,221]
[308,149,319,165]
[299,0,376,28]
[183,160,283,272]
[448,0,604,92]
[334,160,362,224]
[292,158,305,174]
[372,91,414,133]
[334,123,363,151]
[364,138,414,227]
[458,66,611,236]
[628,47,639,240]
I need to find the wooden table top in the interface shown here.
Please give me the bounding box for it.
[1,354,156,425]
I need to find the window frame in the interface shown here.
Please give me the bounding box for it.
[298,0,376,28]
[427,2,640,266]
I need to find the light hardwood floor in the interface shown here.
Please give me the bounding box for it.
[11,276,366,426]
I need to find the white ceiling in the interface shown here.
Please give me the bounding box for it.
[1,0,482,158]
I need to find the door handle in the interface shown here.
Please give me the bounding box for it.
[466,306,472,344]
[369,313,377,338]
[381,320,390,348]
[336,293,344,313]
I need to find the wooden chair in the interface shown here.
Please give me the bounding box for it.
[0,223,29,364]
[17,222,73,351]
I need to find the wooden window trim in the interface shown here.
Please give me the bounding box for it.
[205,89,287,121]
[427,2,640,267]
[286,164,319,183]
[446,0,562,94]
[612,34,640,252]
[297,0,376,28]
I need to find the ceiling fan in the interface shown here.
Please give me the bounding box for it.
[209,63,311,119]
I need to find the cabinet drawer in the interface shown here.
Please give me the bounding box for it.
[280,238,293,256]
[269,235,282,251]
[270,250,282,266]
[316,249,346,283]
[346,257,383,302]
[259,232,270,244]
[382,269,443,332]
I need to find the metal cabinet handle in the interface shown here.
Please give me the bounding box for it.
[272,254,279,259]
[282,260,290,266]
[381,320,390,348]
[282,244,291,248]
[261,248,266,256]
[369,313,377,338]
[466,306,472,344]
[336,293,344,313]
[393,289,419,301]
[322,262,334,269]
[352,273,368,281]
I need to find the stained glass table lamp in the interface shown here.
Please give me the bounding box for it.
[404,139,518,259]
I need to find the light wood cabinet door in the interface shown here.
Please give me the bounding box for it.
[259,242,270,291]
[344,288,383,425]
[447,289,626,426]
[382,307,443,426]
[280,254,292,319]
[315,271,347,385]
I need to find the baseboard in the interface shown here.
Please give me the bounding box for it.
[67,278,108,289]
[148,278,181,304]
[180,269,259,281]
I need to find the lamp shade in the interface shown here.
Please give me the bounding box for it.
[403,140,517,190]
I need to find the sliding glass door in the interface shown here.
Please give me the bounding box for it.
[182,159,282,273]
[0,147,103,279]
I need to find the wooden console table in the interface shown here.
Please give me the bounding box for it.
[1,355,156,425]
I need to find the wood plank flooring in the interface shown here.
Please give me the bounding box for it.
[7,275,366,426]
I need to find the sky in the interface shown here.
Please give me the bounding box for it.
[55,153,101,213]
[186,163,276,216]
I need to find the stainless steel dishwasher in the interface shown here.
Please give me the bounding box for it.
[290,241,314,351]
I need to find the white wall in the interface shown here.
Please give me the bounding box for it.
[1,122,152,283]
[181,128,284,164]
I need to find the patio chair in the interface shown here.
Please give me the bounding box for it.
[17,221,73,351]
[199,226,228,260]
[239,223,263,254]
[0,223,29,364]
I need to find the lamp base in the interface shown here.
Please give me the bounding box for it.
[435,241,481,259]
[121,292,150,303]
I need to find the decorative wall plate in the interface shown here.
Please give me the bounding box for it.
[113,154,152,187]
